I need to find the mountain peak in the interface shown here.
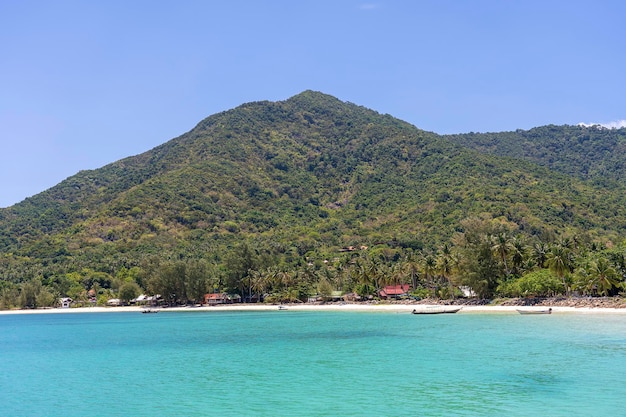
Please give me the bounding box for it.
[283,90,353,112]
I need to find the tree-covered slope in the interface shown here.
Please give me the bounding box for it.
[2,91,626,303]
[445,125,626,186]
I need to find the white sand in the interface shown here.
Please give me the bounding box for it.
[2,303,625,315]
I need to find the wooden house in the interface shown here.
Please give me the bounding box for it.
[204,293,231,305]
[379,284,411,299]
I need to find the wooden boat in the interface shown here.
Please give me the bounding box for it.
[517,308,552,315]
[141,308,159,314]
[412,306,462,315]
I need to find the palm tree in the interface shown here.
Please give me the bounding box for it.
[437,244,456,298]
[532,241,548,268]
[351,258,375,298]
[546,245,573,295]
[319,266,339,292]
[403,254,421,290]
[491,232,513,276]
[573,259,593,296]
[421,253,438,298]
[607,251,626,282]
[510,237,527,276]
[250,269,267,302]
[300,264,319,287]
[380,263,397,286]
[279,270,295,291]
[366,259,385,295]
[263,266,280,294]
[591,257,621,296]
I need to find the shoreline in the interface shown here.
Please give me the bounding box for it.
[2,302,626,315]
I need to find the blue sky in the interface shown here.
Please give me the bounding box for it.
[1,1,625,207]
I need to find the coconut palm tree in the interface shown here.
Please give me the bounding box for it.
[263,266,280,294]
[403,254,421,290]
[491,232,514,276]
[366,258,385,295]
[546,245,573,295]
[249,269,267,302]
[590,257,621,296]
[351,258,375,298]
[437,244,456,298]
[421,253,438,298]
[510,237,527,276]
[532,241,549,268]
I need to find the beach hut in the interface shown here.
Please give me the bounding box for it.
[330,291,344,301]
[132,294,148,305]
[60,297,72,308]
[343,292,361,302]
[379,284,411,299]
[204,293,230,305]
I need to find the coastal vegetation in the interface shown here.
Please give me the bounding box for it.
[1,91,626,308]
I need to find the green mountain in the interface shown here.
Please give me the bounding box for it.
[445,125,626,186]
[2,91,626,306]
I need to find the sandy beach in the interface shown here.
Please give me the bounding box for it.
[2,302,626,315]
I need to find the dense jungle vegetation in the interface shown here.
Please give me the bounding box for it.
[1,91,626,309]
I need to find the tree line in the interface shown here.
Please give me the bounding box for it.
[1,214,625,310]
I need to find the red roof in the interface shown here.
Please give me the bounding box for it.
[205,293,228,300]
[380,284,411,297]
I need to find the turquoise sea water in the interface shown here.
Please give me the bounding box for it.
[1,310,625,416]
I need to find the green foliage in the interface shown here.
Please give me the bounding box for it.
[410,287,431,299]
[317,278,333,299]
[446,125,626,185]
[453,216,505,298]
[497,269,564,297]
[15,279,59,309]
[573,254,623,296]
[2,91,626,306]
[118,282,141,304]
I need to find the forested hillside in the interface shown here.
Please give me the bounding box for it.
[1,91,626,309]
[445,125,626,186]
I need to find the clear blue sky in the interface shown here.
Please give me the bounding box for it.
[1,0,625,207]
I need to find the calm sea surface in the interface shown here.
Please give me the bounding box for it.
[1,310,625,416]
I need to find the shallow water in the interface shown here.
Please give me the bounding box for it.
[1,311,625,416]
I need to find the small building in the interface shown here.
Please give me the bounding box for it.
[459,286,476,297]
[60,297,72,308]
[244,294,261,303]
[204,293,231,305]
[379,284,411,299]
[343,292,361,302]
[330,291,344,301]
[132,294,148,305]
[107,298,121,306]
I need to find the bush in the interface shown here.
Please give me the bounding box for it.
[497,269,564,297]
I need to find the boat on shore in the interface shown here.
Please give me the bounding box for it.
[516,308,552,315]
[412,306,462,315]
[141,308,159,314]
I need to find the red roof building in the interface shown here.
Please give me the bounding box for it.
[204,293,231,305]
[379,284,411,299]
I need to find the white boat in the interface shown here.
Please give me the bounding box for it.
[412,306,462,315]
[517,308,552,315]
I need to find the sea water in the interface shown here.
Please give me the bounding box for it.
[1,310,625,417]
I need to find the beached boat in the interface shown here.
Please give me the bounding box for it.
[517,308,552,315]
[412,306,462,315]
[141,308,159,314]
[278,305,288,311]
